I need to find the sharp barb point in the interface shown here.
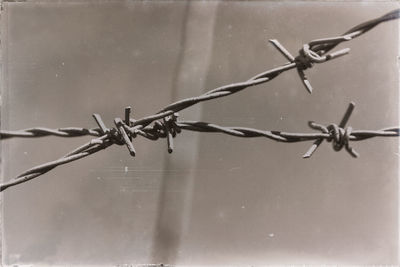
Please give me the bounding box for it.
[114,118,136,157]
[92,114,108,134]
[297,69,313,94]
[269,39,295,62]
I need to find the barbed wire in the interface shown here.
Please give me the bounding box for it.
[1,102,399,192]
[1,9,399,192]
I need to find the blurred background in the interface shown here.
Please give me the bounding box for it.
[1,1,399,265]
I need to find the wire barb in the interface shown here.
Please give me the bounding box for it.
[303,102,356,158]
[114,118,136,157]
[163,117,174,154]
[269,39,350,94]
[92,113,108,135]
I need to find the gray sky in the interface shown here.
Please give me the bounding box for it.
[1,1,399,265]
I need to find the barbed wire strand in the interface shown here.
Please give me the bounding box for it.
[1,9,399,192]
[1,101,399,192]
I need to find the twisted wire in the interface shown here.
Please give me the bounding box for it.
[0,127,101,139]
[175,121,400,143]
[311,9,400,55]
[1,9,399,192]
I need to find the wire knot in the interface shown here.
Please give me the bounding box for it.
[326,123,351,152]
[295,48,315,70]
[307,121,359,158]
[303,102,360,158]
[155,113,181,153]
[269,39,350,94]
[107,128,125,146]
[92,112,136,157]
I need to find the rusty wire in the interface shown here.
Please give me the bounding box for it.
[1,9,399,192]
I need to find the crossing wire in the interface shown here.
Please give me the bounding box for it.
[1,9,399,192]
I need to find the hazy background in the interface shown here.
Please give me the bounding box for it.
[1,1,399,265]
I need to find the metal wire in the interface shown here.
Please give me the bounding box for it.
[1,9,399,192]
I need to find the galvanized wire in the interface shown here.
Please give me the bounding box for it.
[1,9,399,192]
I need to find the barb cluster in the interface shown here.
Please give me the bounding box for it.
[1,9,399,192]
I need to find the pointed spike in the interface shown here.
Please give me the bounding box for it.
[114,118,136,157]
[303,79,313,94]
[347,147,359,158]
[297,68,313,94]
[163,118,174,153]
[124,106,132,141]
[269,39,295,62]
[339,102,355,128]
[124,106,131,126]
[92,114,108,134]
[303,139,323,158]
